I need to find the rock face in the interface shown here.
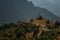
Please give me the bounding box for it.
[0,0,60,25]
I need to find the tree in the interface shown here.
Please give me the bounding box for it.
[16,32,23,38]
[55,21,60,28]
[17,21,21,23]
[37,15,43,20]
[30,19,33,22]
[46,20,50,24]
[46,20,52,29]
[0,23,9,30]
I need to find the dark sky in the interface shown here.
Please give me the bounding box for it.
[0,0,38,25]
[28,0,60,17]
[0,0,60,25]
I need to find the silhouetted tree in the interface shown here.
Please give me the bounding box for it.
[16,32,23,38]
[0,23,9,30]
[30,19,33,22]
[17,21,21,23]
[55,21,60,28]
[46,20,52,29]
[37,13,43,20]
[37,16,43,20]
[46,20,50,24]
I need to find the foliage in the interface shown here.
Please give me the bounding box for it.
[0,20,59,40]
[46,20,50,24]
[37,15,43,20]
[54,21,60,28]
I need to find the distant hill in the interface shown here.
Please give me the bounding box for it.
[0,0,60,25]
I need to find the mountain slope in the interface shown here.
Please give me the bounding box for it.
[0,0,60,25]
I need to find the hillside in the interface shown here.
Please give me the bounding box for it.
[0,16,60,40]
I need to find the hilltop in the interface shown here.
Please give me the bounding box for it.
[0,16,60,40]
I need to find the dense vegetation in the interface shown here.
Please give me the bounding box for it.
[0,16,60,40]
